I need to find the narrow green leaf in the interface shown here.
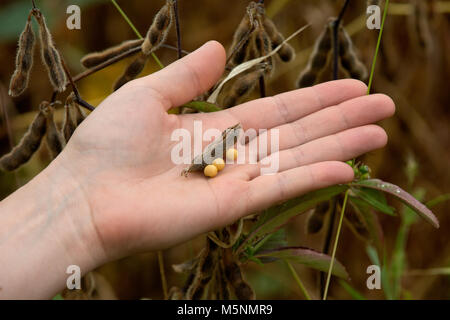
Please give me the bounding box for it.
[352,179,439,228]
[338,279,366,300]
[256,246,349,279]
[245,185,348,246]
[349,196,383,250]
[351,186,395,216]
[426,193,450,208]
[183,101,222,113]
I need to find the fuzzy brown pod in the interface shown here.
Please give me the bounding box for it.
[0,101,49,171]
[338,26,368,82]
[33,9,67,93]
[141,0,174,56]
[113,53,148,91]
[223,250,255,300]
[297,22,333,88]
[262,16,296,62]
[81,39,144,68]
[227,1,264,67]
[221,66,267,109]
[409,0,434,53]
[181,123,242,177]
[306,200,331,234]
[184,240,220,300]
[9,12,35,97]
[62,94,78,144]
[44,102,64,159]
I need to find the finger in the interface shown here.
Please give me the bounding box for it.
[185,79,368,132]
[245,161,354,213]
[131,41,226,109]
[240,125,387,179]
[253,94,395,157]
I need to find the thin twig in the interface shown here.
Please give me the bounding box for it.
[286,261,311,300]
[367,0,390,94]
[323,190,350,300]
[73,46,142,82]
[225,27,255,66]
[60,58,95,111]
[110,0,164,69]
[258,76,266,98]
[173,0,183,60]
[157,251,169,299]
[319,198,337,297]
[72,44,188,84]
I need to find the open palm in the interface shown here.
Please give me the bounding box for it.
[59,41,394,261]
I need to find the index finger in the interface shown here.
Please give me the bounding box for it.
[187,79,368,132]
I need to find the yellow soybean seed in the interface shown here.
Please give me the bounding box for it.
[204,165,218,178]
[213,158,225,171]
[226,148,238,161]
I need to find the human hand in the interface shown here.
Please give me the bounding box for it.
[53,41,394,263]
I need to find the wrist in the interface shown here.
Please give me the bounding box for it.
[0,156,106,299]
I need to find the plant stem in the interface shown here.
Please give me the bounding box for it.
[319,198,337,297]
[157,251,169,300]
[332,0,351,80]
[110,0,164,69]
[60,58,95,111]
[323,189,350,300]
[367,0,390,94]
[259,76,266,98]
[286,261,311,300]
[173,0,183,60]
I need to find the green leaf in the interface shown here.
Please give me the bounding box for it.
[352,179,439,228]
[351,186,395,216]
[338,279,366,300]
[52,293,64,300]
[255,247,348,279]
[183,101,222,113]
[349,196,383,250]
[244,185,348,247]
[252,229,288,256]
[426,193,450,208]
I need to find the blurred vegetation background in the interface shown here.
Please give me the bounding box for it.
[0,0,449,300]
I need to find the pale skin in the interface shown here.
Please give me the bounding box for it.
[0,41,395,299]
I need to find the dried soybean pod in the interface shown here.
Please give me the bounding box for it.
[221,67,266,108]
[227,2,261,67]
[44,102,64,159]
[296,22,333,88]
[223,250,255,300]
[33,9,67,92]
[9,12,35,97]
[73,102,86,126]
[62,95,77,143]
[218,256,231,300]
[262,16,295,62]
[338,26,368,81]
[141,0,174,56]
[190,240,219,300]
[113,53,148,91]
[409,0,433,51]
[183,246,210,299]
[81,39,144,68]
[0,103,48,171]
[306,201,331,234]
